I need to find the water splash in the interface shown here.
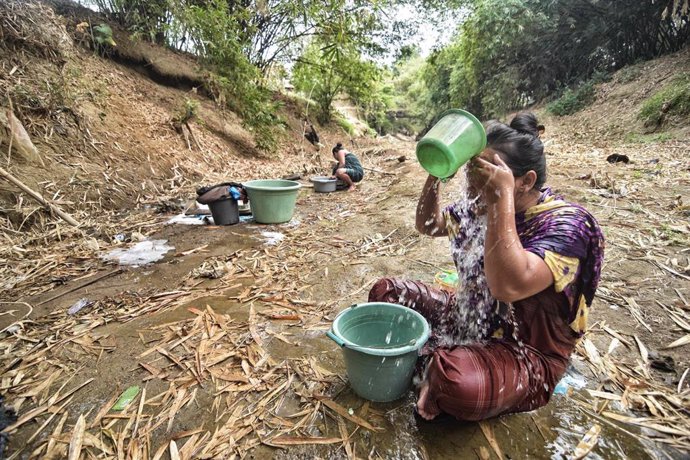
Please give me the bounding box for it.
[453,208,491,343]
[431,176,526,350]
[440,184,496,345]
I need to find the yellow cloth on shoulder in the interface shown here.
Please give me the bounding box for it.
[543,250,579,293]
[543,248,587,334]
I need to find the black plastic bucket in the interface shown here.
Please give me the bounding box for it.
[208,199,239,225]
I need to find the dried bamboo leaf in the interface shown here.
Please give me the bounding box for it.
[23,395,74,447]
[602,411,690,436]
[572,425,601,460]
[43,410,70,460]
[6,378,94,432]
[606,337,621,355]
[269,436,343,445]
[587,390,622,401]
[67,414,86,460]
[317,397,382,432]
[132,387,146,438]
[678,368,689,393]
[478,446,491,460]
[478,421,504,460]
[633,335,649,362]
[169,440,181,460]
[151,441,168,460]
[337,416,353,459]
[665,334,690,349]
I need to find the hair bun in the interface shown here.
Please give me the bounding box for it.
[509,112,544,137]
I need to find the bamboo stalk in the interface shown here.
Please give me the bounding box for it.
[0,165,80,227]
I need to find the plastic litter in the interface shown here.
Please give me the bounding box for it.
[553,381,570,395]
[229,186,241,200]
[112,386,140,411]
[167,214,207,225]
[261,231,284,245]
[553,368,587,395]
[68,298,94,315]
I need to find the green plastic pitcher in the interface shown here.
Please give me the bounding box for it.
[416,109,487,179]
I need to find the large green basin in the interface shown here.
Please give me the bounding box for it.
[243,179,301,224]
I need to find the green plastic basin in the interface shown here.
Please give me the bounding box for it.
[327,302,430,402]
[243,180,301,224]
[416,109,487,179]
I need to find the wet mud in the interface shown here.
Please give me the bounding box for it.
[6,156,683,459]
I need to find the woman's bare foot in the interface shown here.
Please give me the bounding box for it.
[416,380,440,420]
[348,185,357,192]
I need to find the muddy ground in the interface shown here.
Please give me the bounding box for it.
[3,129,689,459]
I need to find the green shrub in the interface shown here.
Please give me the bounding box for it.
[336,116,355,136]
[623,132,674,143]
[286,93,317,117]
[93,24,117,47]
[11,75,75,116]
[616,66,642,84]
[639,74,690,126]
[547,82,596,116]
[183,2,281,152]
[590,70,611,84]
[174,98,199,124]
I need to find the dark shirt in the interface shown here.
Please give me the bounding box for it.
[332,152,364,182]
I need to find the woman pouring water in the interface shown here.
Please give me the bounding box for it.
[368,112,604,421]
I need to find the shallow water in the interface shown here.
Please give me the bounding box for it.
[259,373,667,460]
[102,239,173,266]
[260,231,286,245]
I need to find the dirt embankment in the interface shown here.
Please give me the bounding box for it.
[540,46,690,143]
[0,0,358,301]
[0,0,351,221]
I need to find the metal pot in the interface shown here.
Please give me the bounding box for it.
[311,176,337,193]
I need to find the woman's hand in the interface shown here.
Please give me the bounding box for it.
[469,153,515,203]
